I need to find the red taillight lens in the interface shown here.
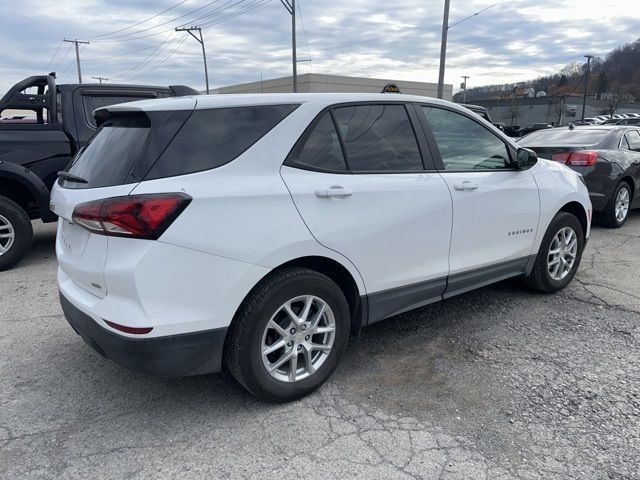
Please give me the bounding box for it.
[104,320,153,335]
[551,152,571,163]
[551,151,597,167]
[72,193,191,239]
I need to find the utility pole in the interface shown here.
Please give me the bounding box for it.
[176,27,210,94]
[436,0,451,99]
[280,0,297,93]
[92,76,108,84]
[63,39,90,83]
[581,54,594,121]
[461,75,470,103]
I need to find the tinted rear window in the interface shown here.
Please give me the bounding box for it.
[63,115,150,189]
[519,129,610,146]
[144,104,298,180]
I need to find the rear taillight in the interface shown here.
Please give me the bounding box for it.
[72,193,191,239]
[551,150,598,167]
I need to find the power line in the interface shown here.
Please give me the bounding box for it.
[198,0,273,29]
[91,0,225,42]
[86,0,189,39]
[297,0,312,64]
[126,35,190,81]
[44,40,64,70]
[113,32,179,79]
[448,0,506,30]
[83,43,170,63]
[52,45,73,72]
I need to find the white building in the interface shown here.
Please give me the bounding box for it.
[217,73,452,100]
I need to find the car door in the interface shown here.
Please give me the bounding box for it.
[621,130,640,208]
[281,103,453,323]
[416,104,540,298]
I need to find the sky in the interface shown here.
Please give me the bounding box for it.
[1,0,639,94]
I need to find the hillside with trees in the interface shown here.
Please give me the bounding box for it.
[454,38,640,104]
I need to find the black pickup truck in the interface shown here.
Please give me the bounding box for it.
[0,74,198,270]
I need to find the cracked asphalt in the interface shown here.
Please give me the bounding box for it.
[1,211,639,479]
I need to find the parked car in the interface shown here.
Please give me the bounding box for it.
[518,123,554,136]
[52,93,591,402]
[617,118,640,125]
[584,117,604,125]
[0,74,198,270]
[519,125,640,227]
[602,118,621,125]
[503,125,522,137]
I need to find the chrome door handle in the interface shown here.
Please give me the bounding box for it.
[453,182,478,191]
[315,186,353,198]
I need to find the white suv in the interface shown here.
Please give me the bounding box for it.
[52,94,591,402]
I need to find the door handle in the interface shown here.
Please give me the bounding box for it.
[453,182,478,192]
[315,186,353,198]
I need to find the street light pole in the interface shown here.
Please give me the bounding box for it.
[581,54,594,121]
[436,0,451,99]
[461,75,470,103]
[63,39,90,83]
[280,0,297,93]
[176,27,210,94]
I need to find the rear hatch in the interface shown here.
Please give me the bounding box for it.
[51,98,196,298]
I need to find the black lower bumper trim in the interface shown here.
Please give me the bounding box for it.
[60,292,227,377]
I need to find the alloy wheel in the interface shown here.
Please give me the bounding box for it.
[261,295,336,383]
[547,227,578,281]
[615,187,630,223]
[0,214,15,256]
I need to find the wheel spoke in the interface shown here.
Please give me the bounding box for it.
[309,343,331,353]
[268,349,294,372]
[262,338,286,356]
[299,296,313,322]
[283,303,300,325]
[268,319,289,338]
[288,353,298,381]
[548,257,561,267]
[314,325,336,335]
[308,303,326,331]
[302,345,315,374]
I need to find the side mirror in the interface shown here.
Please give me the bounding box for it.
[515,147,538,169]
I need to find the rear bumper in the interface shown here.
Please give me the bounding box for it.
[60,292,227,377]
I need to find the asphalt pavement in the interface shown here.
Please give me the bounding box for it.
[1,212,639,479]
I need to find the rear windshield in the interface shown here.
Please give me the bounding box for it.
[519,129,610,146]
[64,115,150,189]
[61,104,298,189]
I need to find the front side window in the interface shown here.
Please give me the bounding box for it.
[332,105,423,172]
[422,106,512,170]
[290,112,347,171]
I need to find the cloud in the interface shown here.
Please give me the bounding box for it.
[0,0,638,94]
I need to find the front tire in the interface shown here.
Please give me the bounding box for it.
[0,196,33,271]
[225,268,350,402]
[599,181,631,228]
[525,212,584,293]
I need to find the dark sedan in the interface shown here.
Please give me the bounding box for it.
[519,126,640,227]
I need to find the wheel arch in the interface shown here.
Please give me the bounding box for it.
[620,175,635,200]
[0,164,55,221]
[559,201,588,238]
[229,255,367,344]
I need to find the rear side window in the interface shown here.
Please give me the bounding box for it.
[290,112,347,171]
[332,105,423,172]
[145,105,298,180]
[624,131,640,151]
[64,115,150,189]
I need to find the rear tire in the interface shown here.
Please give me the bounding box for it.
[0,196,33,271]
[525,212,584,293]
[225,267,350,402]
[599,181,631,228]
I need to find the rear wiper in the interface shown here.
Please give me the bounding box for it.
[57,171,88,184]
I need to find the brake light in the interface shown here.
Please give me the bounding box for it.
[72,193,191,239]
[551,150,597,166]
